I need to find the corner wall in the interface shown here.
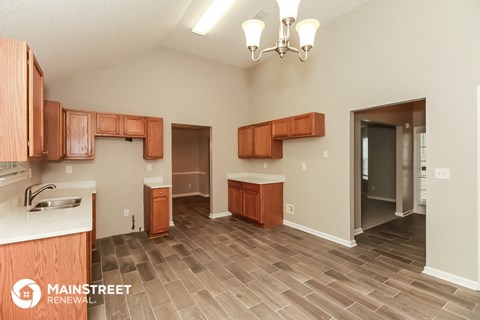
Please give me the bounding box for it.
[247,0,480,282]
[42,48,250,238]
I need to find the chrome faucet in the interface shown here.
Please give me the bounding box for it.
[24,184,57,206]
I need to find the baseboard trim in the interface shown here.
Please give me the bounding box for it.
[209,212,232,219]
[395,210,413,217]
[367,195,396,203]
[169,221,175,227]
[172,192,210,198]
[283,220,357,248]
[423,266,478,291]
[354,228,364,236]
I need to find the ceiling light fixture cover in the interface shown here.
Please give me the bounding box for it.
[193,0,237,36]
[242,0,320,62]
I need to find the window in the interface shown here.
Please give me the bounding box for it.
[362,137,368,180]
[0,162,28,187]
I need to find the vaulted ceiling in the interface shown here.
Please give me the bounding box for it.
[0,0,368,86]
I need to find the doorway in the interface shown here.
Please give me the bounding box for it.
[171,124,212,219]
[353,99,426,234]
[361,122,397,230]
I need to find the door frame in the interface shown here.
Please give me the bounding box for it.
[477,86,480,290]
[413,126,426,214]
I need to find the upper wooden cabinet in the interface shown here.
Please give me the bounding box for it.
[96,112,121,136]
[95,113,146,137]
[238,123,282,159]
[123,115,146,137]
[272,112,325,139]
[238,126,254,158]
[0,38,44,161]
[44,101,66,160]
[65,109,95,160]
[144,117,163,160]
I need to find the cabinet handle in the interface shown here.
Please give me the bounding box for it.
[42,150,48,155]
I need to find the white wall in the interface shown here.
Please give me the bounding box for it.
[42,48,250,238]
[247,0,480,282]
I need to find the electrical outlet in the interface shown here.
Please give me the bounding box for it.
[124,209,129,217]
[435,168,450,180]
[66,165,72,174]
[146,164,152,171]
[286,203,294,215]
[264,162,267,169]
[323,150,329,159]
[302,163,307,170]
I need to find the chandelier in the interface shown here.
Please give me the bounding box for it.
[242,0,319,62]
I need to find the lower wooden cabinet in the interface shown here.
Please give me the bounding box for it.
[0,233,89,319]
[144,186,170,238]
[227,180,283,227]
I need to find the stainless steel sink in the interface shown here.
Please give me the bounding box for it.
[29,197,82,212]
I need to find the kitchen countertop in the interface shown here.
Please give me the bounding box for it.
[144,176,172,189]
[227,172,286,184]
[0,181,96,245]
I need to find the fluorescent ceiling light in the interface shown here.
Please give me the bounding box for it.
[192,0,237,35]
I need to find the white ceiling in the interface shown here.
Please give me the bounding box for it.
[0,0,368,86]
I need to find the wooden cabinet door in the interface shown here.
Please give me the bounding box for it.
[28,49,44,158]
[253,122,273,158]
[123,115,145,137]
[44,101,65,160]
[144,117,163,159]
[238,125,253,158]
[228,186,243,215]
[291,114,313,136]
[96,112,121,136]
[66,110,95,159]
[151,196,169,234]
[243,189,261,222]
[272,118,290,138]
[92,193,96,250]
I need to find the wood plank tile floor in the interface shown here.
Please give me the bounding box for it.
[89,198,480,320]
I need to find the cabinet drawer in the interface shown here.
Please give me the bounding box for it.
[228,180,242,188]
[242,182,260,192]
[152,188,169,197]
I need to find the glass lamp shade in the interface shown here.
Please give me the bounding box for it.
[242,19,265,49]
[296,18,320,49]
[276,0,301,21]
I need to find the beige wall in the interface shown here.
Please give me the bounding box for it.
[43,48,250,238]
[247,0,480,281]
[172,127,210,196]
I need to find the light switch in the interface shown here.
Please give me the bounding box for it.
[146,164,152,171]
[323,150,329,159]
[263,162,267,169]
[302,163,307,170]
[435,168,450,180]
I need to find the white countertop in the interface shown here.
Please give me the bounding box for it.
[227,172,286,184]
[144,176,172,189]
[0,181,96,245]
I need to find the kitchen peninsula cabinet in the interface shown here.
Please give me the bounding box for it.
[0,38,44,161]
[65,109,95,159]
[44,101,65,160]
[238,123,282,159]
[228,179,283,227]
[144,117,164,159]
[144,186,170,238]
[0,232,89,319]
